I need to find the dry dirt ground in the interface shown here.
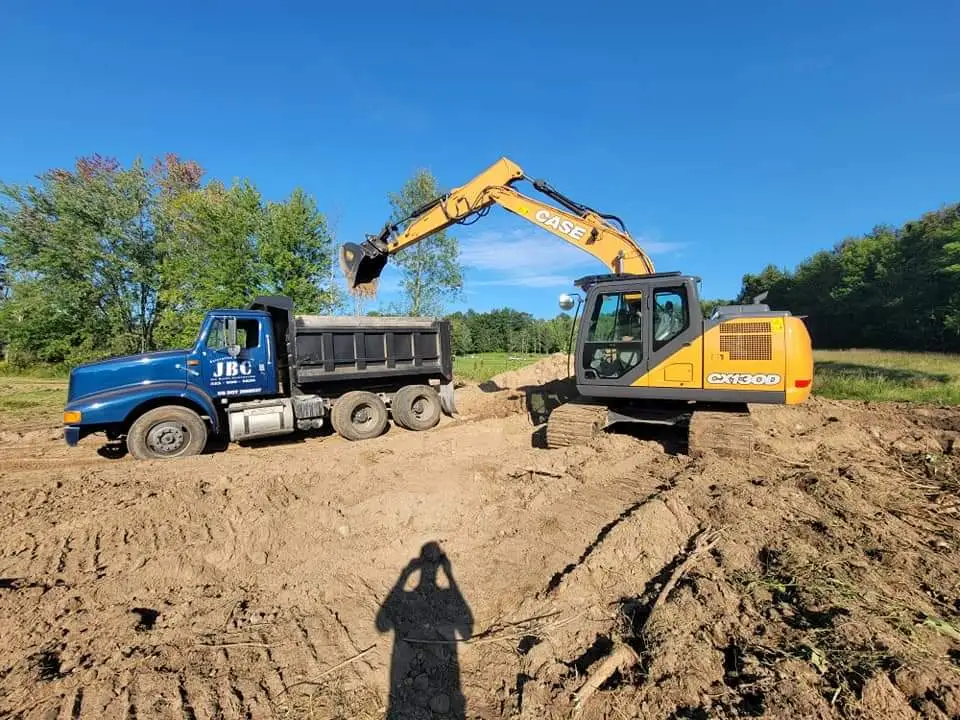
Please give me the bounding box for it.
[1,357,959,720]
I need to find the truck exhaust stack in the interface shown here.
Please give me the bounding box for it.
[340,242,388,296]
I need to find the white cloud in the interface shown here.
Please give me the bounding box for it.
[458,228,684,289]
[470,274,578,289]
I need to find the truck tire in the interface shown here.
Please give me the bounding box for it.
[331,391,389,441]
[392,384,442,432]
[126,406,208,460]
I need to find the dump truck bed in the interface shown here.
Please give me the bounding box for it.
[249,297,452,392]
[293,314,452,384]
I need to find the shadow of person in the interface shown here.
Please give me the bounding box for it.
[376,542,473,719]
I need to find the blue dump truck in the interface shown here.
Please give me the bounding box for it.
[63,296,456,459]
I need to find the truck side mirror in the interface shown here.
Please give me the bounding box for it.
[226,317,241,358]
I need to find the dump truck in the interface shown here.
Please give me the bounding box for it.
[63,296,456,459]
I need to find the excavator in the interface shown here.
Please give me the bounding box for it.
[339,157,813,455]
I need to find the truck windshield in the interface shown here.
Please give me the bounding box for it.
[206,318,227,350]
[203,317,259,351]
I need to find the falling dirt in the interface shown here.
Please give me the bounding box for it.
[1,373,958,718]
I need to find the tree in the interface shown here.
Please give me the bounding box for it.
[732,202,960,351]
[0,154,189,364]
[0,154,342,366]
[388,169,463,316]
[449,313,472,354]
[259,188,343,314]
[153,179,263,348]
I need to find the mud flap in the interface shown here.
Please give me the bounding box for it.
[439,381,459,419]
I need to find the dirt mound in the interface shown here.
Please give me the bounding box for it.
[455,354,576,422]
[0,393,958,719]
[485,352,572,391]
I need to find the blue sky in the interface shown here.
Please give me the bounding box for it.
[2,0,958,318]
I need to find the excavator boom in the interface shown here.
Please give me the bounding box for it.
[340,157,655,294]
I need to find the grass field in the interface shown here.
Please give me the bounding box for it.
[0,376,67,420]
[453,352,549,382]
[813,349,960,404]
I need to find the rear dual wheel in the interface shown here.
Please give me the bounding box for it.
[331,391,389,441]
[392,384,441,432]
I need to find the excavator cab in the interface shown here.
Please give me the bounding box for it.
[574,273,703,394]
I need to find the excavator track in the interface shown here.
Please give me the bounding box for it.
[687,407,755,459]
[545,401,609,449]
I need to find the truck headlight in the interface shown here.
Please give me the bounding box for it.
[63,410,82,424]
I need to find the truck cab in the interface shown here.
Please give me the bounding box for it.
[64,297,455,459]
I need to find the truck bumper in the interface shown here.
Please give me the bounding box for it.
[64,425,81,447]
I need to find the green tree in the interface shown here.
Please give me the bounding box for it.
[0,154,193,365]
[0,154,342,366]
[153,180,263,347]
[259,188,342,313]
[449,313,472,354]
[388,169,463,316]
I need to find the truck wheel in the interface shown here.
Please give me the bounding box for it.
[331,391,389,441]
[392,384,442,431]
[127,406,208,460]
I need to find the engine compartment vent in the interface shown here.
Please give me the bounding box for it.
[719,321,773,361]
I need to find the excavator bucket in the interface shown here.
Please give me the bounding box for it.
[339,243,388,296]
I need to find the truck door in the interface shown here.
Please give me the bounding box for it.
[203,315,277,399]
[642,280,703,389]
[577,284,648,388]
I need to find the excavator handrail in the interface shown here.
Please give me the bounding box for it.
[339,157,656,294]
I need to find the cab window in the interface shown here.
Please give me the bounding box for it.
[237,319,260,349]
[206,318,227,350]
[583,291,643,379]
[653,288,688,350]
[587,292,642,342]
[205,317,259,350]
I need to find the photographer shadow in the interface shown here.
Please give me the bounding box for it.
[376,542,473,719]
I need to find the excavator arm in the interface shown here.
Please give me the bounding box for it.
[340,157,656,293]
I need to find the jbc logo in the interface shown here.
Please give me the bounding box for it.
[213,360,253,378]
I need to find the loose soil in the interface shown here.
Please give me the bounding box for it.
[1,357,958,719]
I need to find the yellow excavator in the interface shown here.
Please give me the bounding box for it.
[340,157,813,455]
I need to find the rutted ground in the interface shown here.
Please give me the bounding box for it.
[0,361,958,719]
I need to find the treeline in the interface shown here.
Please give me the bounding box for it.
[738,203,960,351]
[2,154,958,369]
[445,309,575,355]
[0,154,341,367]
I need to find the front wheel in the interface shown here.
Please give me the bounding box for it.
[126,406,209,460]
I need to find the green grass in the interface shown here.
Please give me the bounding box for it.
[0,376,68,419]
[814,349,960,404]
[453,352,549,382]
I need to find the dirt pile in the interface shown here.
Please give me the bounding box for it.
[456,353,575,422]
[0,384,958,719]
[485,353,572,391]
